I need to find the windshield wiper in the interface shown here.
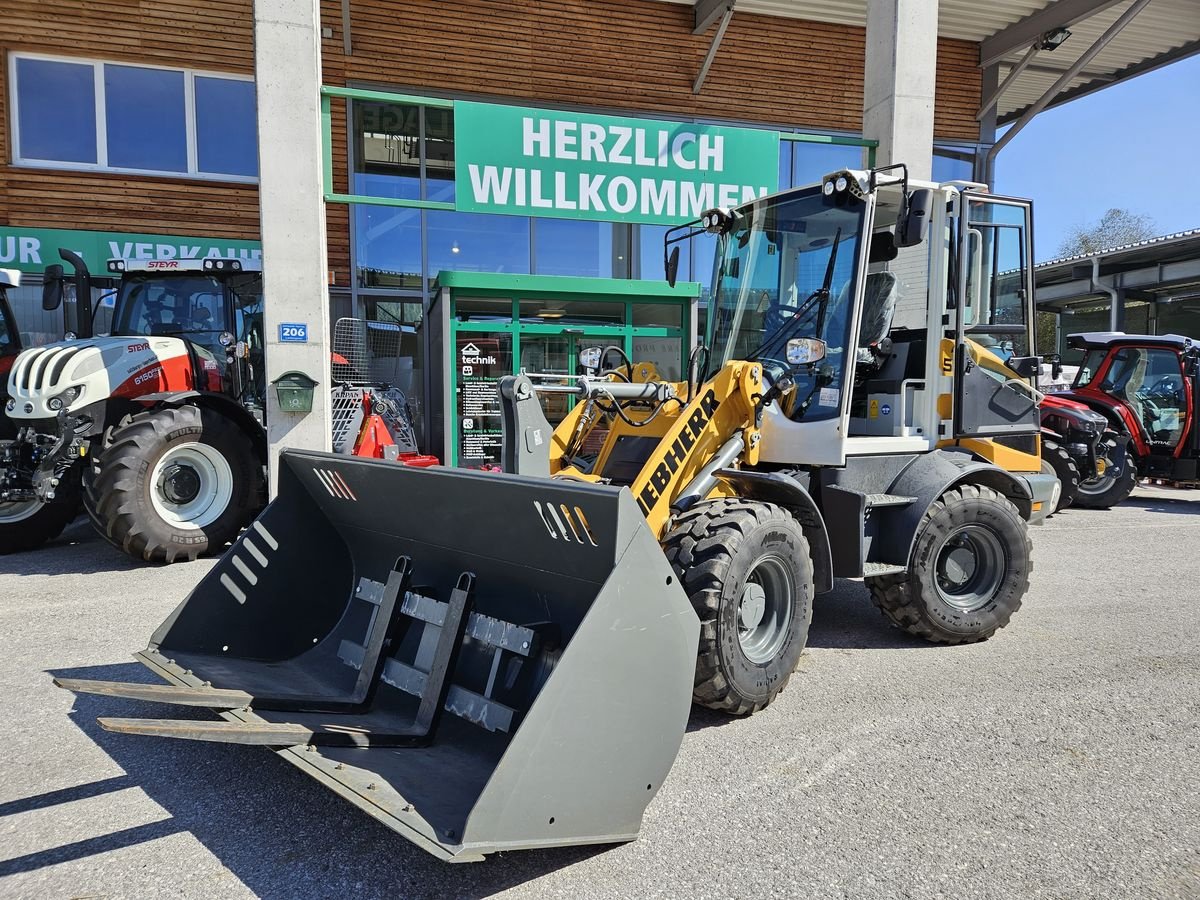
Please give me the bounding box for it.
[748,227,842,363]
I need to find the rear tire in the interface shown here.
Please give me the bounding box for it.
[0,474,79,554]
[1073,435,1137,509]
[1041,440,1079,511]
[866,484,1030,644]
[88,405,260,563]
[663,499,813,715]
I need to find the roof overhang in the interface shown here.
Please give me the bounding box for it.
[651,0,1200,124]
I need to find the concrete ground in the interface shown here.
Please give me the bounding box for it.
[1,484,1197,899]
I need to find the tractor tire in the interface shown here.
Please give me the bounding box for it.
[866,484,1031,645]
[1072,435,1137,510]
[88,405,260,563]
[1041,439,1079,512]
[662,499,813,715]
[0,474,79,554]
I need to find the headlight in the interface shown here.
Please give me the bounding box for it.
[4,398,14,413]
[50,385,84,409]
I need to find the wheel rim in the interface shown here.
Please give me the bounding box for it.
[0,500,42,524]
[149,442,233,530]
[934,525,1007,612]
[737,554,794,664]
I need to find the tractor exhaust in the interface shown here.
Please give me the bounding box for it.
[57,449,699,861]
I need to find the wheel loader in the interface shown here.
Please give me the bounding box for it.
[1,256,434,560]
[58,166,1056,861]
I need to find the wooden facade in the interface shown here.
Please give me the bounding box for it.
[2,0,985,284]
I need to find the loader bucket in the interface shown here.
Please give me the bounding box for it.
[63,449,699,862]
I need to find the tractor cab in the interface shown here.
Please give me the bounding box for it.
[106,258,266,414]
[1059,331,1200,487]
[0,268,21,373]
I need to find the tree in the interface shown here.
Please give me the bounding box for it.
[1057,208,1157,258]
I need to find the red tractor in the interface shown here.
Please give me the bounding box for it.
[2,255,435,561]
[1045,331,1200,507]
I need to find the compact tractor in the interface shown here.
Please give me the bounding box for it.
[1,256,432,560]
[61,167,1056,861]
[1046,331,1200,503]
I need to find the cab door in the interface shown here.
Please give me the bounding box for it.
[953,193,1041,438]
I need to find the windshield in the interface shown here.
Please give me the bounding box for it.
[1073,348,1107,387]
[114,274,227,339]
[706,186,867,421]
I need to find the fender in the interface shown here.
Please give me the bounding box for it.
[1057,389,1142,452]
[875,449,1034,571]
[134,391,267,463]
[712,469,834,594]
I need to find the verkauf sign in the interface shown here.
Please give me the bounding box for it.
[454,101,779,226]
[0,226,262,274]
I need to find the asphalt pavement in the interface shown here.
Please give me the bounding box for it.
[1,485,1197,899]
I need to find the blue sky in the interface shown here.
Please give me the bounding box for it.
[993,53,1200,262]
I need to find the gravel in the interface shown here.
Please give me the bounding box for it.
[1,484,1197,899]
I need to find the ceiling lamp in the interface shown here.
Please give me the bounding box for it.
[1038,27,1071,51]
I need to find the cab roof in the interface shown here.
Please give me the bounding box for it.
[1066,332,1195,351]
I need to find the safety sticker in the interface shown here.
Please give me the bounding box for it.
[819,387,840,407]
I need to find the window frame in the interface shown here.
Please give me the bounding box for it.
[9,52,257,184]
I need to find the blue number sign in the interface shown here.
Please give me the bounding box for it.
[279,323,308,343]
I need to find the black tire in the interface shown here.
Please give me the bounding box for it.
[866,484,1031,644]
[1072,435,1137,510]
[0,472,80,554]
[662,499,813,715]
[87,405,260,563]
[1041,440,1079,512]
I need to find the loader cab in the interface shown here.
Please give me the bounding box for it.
[699,170,1039,468]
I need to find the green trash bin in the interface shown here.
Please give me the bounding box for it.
[273,371,319,413]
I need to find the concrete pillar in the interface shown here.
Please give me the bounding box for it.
[863,0,939,182]
[254,0,332,493]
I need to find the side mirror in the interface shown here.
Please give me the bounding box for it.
[786,337,827,367]
[579,347,602,371]
[1045,352,1063,381]
[665,246,680,288]
[1008,355,1040,379]
[42,264,65,310]
[896,188,933,248]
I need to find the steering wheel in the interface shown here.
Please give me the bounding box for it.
[1146,375,1181,401]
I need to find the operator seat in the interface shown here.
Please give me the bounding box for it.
[855,271,899,373]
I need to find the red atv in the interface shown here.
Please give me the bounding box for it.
[1047,332,1199,507]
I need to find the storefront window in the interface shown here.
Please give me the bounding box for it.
[791,141,866,187]
[354,101,421,200]
[933,145,976,183]
[355,206,422,289]
[427,210,530,281]
[105,65,188,173]
[534,219,617,278]
[425,107,455,202]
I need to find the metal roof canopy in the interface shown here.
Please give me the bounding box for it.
[1035,229,1200,314]
[657,0,1200,124]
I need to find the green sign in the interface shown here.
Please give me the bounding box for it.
[454,101,779,226]
[0,226,262,274]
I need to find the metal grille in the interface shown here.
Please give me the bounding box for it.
[332,318,414,391]
[330,385,365,454]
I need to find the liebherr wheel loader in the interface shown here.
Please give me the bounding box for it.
[58,166,1056,861]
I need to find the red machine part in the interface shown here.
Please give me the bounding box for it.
[350,390,439,467]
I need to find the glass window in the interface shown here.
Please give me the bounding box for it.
[105,65,188,172]
[0,304,13,352]
[777,141,794,191]
[195,77,257,176]
[427,210,530,281]
[934,145,975,183]
[354,101,421,200]
[792,142,866,187]
[424,107,455,202]
[15,58,97,164]
[1074,349,1108,387]
[354,206,423,289]
[12,55,255,180]
[638,224,686,283]
[534,219,614,277]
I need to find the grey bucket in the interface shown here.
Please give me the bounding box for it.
[62,449,699,861]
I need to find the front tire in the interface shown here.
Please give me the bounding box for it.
[663,499,813,715]
[1073,435,1137,510]
[1041,439,1079,512]
[866,484,1031,644]
[87,405,260,563]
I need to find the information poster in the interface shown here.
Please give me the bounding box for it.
[456,335,512,467]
